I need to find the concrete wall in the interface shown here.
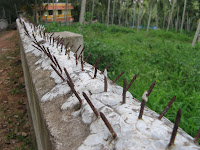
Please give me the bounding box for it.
[17,18,200,150]
[0,19,8,30]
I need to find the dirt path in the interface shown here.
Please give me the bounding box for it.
[0,30,36,150]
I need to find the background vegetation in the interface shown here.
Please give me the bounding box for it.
[45,22,200,141]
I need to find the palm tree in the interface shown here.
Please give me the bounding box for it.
[166,0,176,32]
[106,0,111,25]
[146,0,153,36]
[133,0,136,27]
[181,0,187,32]
[112,0,116,24]
[91,0,95,21]
[80,0,87,24]
[119,0,122,25]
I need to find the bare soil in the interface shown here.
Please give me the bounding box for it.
[0,30,36,150]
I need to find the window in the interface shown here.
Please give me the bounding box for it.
[48,10,53,15]
[58,10,62,15]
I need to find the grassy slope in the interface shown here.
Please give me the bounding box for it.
[46,23,200,140]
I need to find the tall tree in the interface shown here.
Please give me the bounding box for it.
[79,0,87,24]
[119,0,122,25]
[146,0,153,36]
[166,0,176,32]
[133,0,136,27]
[137,0,141,32]
[175,5,180,32]
[112,0,116,24]
[91,0,95,21]
[106,0,111,25]
[181,0,187,32]
[192,21,200,46]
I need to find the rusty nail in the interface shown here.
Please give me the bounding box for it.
[65,42,70,55]
[112,72,125,83]
[168,109,182,147]
[100,112,117,139]
[50,64,65,81]
[104,69,108,92]
[63,67,74,87]
[138,91,148,119]
[74,45,81,56]
[92,55,103,69]
[81,55,84,71]
[101,64,111,74]
[83,54,92,64]
[53,37,55,47]
[82,92,99,117]
[53,56,62,73]
[194,128,200,144]
[158,96,176,120]
[66,80,82,104]
[78,47,85,60]
[93,62,98,79]
[32,44,42,52]
[122,78,127,104]
[126,74,137,91]
[146,81,156,97]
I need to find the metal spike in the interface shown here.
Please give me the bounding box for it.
[112,72,125,83]
[126,74,137,91]
[83,53,92,64]
[122,78,127,104]
[82,92,99,117]
[194,128,200,144]
[92,55,103,69]
[104,69,108,92]
[100,112,117,139]
[158,96,176,120]
[50,64,65,81]
[101,64,111,74]
[168,109,182,147]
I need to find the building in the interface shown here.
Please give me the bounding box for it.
[39,3,74,22]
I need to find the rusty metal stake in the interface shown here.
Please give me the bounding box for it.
[101,64,111,74]
[74,45,81,56]
[64,67,74,87]
[66,80,82,104]
[122,78,127,104]
[194,128,200,144]
[83,54,92,64]
[81,55,84,71]
[53,56,62,73]
[168,109,182,147]
[92,55,103,69]
[93,62,98,79]
[100,112,117,139]
[158,96,176,120]
[112,72,125,84]
[104,69,108,92]
[126,74,137,91]
[146,81,156,97]
[78,47,85,60]
[82,92,99,117]
[50,64,65,81]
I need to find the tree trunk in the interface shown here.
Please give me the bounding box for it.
[55,0,57,22]
[65,0,69,25]
[156,3,158,29]
[112,0,116,25]
[146,0,153,36]
[35,0,38,24]
[79,0,87,24]
[119,0,122,25]
[181,0,187,32]
[139,2,143,26]
[133,1,136,27]
[106,0,111,26]
[125,0,129,27]
[192,21,200,46]
[46,0,49,23]
[175,5,179,32]
[163,13,166,29]
[91,0,95,22]
[137,2,141,32]
[166,0,176,32]
[53,0,55,22]
[102,10,104,23]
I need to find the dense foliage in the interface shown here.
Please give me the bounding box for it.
[45,22,200,140]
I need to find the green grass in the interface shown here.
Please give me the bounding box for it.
[45,22,200,141]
